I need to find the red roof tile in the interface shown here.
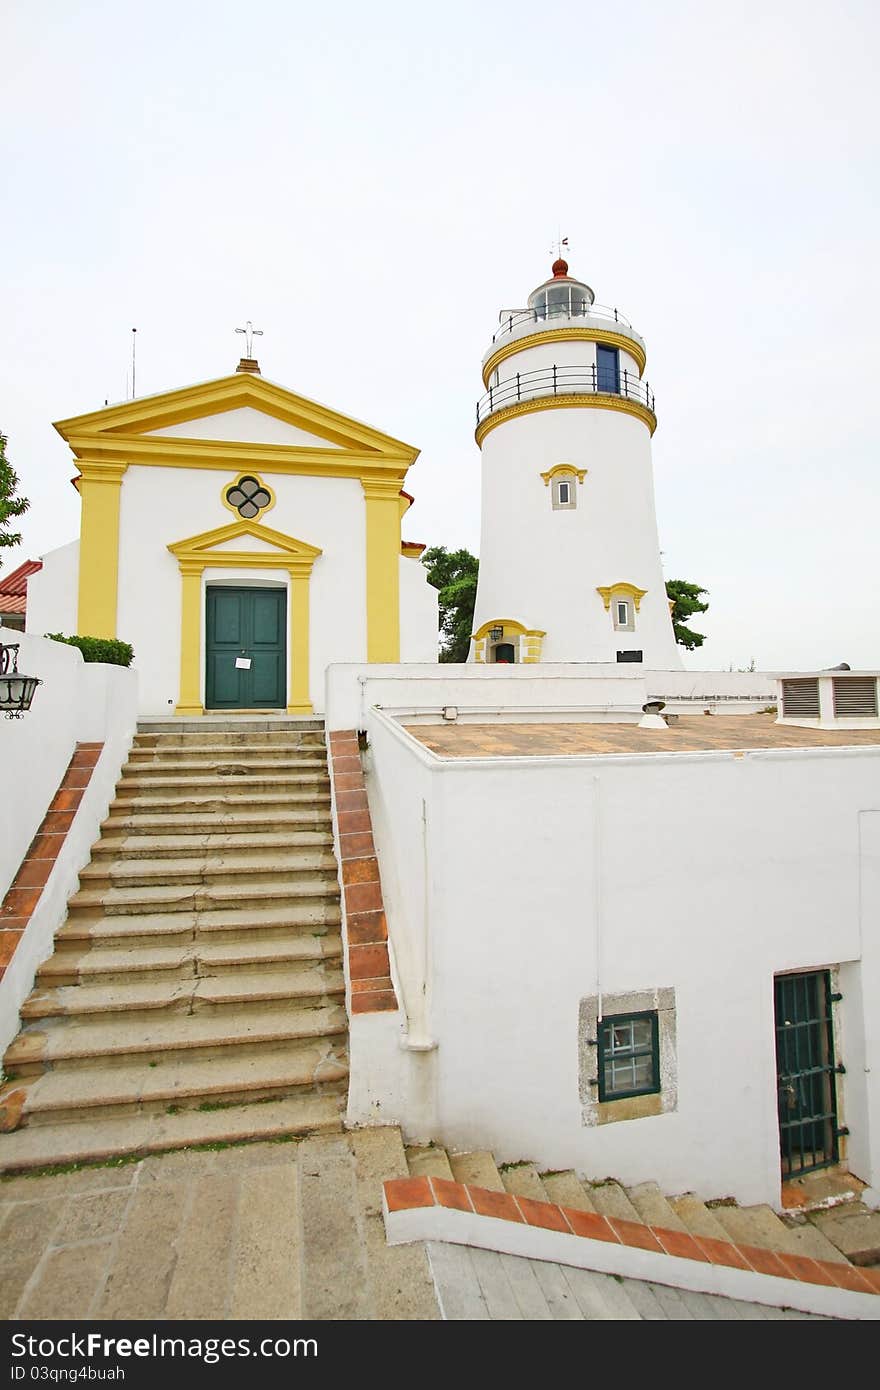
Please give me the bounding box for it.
[0,559,42,598]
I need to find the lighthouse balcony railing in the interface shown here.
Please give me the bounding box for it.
[492,304,643,345]
[476,364,656,426]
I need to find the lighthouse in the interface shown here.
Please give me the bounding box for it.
[470,258,682,670]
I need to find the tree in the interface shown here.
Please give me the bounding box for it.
[0,432,29,569]
[421,545,479,662]
[666,578,709,650]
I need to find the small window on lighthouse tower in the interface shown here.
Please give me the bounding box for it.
[552,476,577,510]
[614,600,635,632]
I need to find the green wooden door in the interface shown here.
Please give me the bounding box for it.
[205,588,286,710]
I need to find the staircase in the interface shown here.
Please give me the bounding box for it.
[403,1144,875,1268]
[0,717,349,1172]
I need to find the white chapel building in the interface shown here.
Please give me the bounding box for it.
[27,359,438,716]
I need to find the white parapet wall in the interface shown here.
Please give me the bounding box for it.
[357,704,880,1207]
[0,629,138,1054]
[325,663,650,732]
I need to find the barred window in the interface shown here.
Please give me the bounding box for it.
[597,1011,660,1101]
[225,475,272,519]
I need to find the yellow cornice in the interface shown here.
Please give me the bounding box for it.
[597,582,648,613]
[361,478,407,501]
[540,464,587,487]
[65,432,414,482]
[54,373,420,464]
[482,326,646,386]
[475,394,657,447]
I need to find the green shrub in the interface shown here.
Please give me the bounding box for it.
[45,634,134,667]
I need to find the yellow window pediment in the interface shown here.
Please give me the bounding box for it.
[540,464,587,487]
[596,582,647,612]
[168,518,322,573]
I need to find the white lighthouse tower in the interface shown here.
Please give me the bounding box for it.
[470,257,682,670]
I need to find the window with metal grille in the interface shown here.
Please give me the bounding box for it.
[597,1011,660,1101]
[781,678,820,718]
[832,677,878,717]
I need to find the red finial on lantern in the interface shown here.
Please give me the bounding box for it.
[551,258,569,278]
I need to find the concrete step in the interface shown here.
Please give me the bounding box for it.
[710,1202,800,1253]
[16,1044,348,1125]
[782,1217,851,1264]
[57,903,342,950]
[499,1163,550,1203]
[137,718,325,733]
[38,932,344,986]
[0,1092,343,1173]
[539,1171,598,1212]
[90,831,334,860]
[587,1180,644,1223]
[102,809,332,836]
[66,879,341,919]
[78,852,339,890]
[129,742,326,761]
[115,772,330,797]
[669,1193,734,1242]
[808,1203,880,1266]
[447,1150,505,1192]
[20,967,345,1022]
[120,756,329,778]
[625,1181,690,1233]
[4,1002,348,1074]
[133,730,325,747]
[405,1145,455,1181]
[109,792,331,817]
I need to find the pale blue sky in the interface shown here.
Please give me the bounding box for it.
[3,0,878,668]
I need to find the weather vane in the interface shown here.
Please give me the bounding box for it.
[550,232,570,261]
[235,320,264,357]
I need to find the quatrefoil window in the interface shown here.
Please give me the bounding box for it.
[225,475,272,519]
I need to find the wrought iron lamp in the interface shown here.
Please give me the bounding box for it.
[0,643,41,718]
[489,626,504,642]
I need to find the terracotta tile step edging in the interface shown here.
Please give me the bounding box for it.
[327,730,398,1016]
[382,1176,880,1320]
[0,743,104,986]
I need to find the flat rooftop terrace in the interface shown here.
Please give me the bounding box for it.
[404,714,880,759]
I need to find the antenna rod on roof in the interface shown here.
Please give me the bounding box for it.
[131,328,137,399]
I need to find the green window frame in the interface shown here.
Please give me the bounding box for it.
[597,1010,660,1102]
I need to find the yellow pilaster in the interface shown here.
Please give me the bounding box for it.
[362,479,403,662]
[287,567,313,714]
[76,462,127,637]
[176,561,204,715]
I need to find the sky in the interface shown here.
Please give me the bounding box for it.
[3,0,878,671]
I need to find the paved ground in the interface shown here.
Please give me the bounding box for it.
[426,1243,829,1320]
[0,1132,439,1321]
[406,714,880,758]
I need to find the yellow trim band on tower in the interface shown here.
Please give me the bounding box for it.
[482,326,647,386]
[362,479,403,662]
[168,519,322,716]
[475,393,657,446]
[76,462,127,638]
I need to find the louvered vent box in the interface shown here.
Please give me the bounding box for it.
[833,676,879,718]
[781,678,820,719]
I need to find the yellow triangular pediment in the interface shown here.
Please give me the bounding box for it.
[54,373,418,471]
[168,518,323,564]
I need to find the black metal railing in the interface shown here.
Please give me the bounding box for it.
[492,303,638,343]
[476,364,656,426]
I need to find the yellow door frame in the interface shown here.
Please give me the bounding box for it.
[168,520,322,716]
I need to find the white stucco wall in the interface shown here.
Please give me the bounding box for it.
[0,631,138,1053]
[473,406,681,670]
[25,540,79,638]
[146,406,344,448]
[490,338,641,390]
[361,707,880,1206]
[116,463,367,714]
[398,558,439,663]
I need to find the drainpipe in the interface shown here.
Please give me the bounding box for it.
[594,774,603,1023]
